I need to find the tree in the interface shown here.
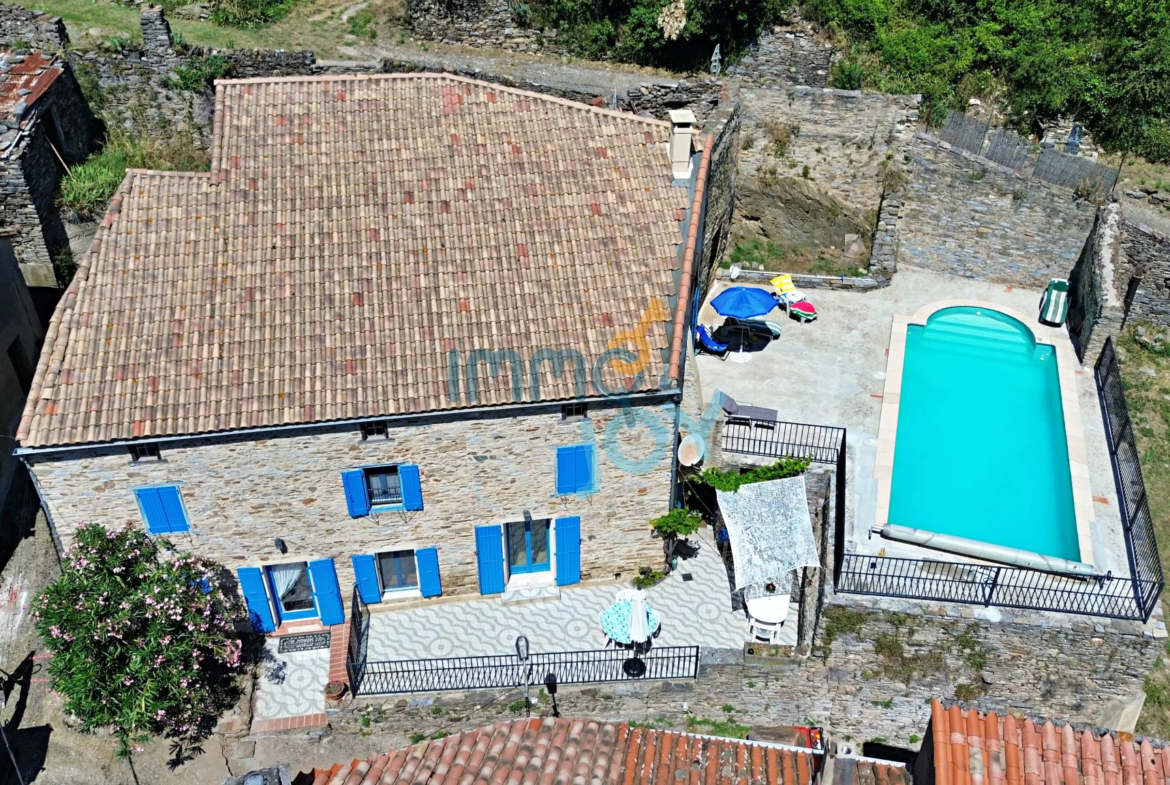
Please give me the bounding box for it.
[650,507,703,567]
[33,522,248,758]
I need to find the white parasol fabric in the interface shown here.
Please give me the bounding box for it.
[627,590,650,644]
[717,475,820,592]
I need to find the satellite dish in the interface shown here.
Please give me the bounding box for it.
[678,434,706,466]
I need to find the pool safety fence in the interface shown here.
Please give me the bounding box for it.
[718,364,1162,620]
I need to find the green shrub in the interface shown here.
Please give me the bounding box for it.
[33,523,247,758]
[649,508,701,539]
[166,55,227,92]
[213,0,297,28]
[51,247,77,286]
[349,10,378,39]
[633,566,665,588]
[831,58,864,90]
[698,457,811,492]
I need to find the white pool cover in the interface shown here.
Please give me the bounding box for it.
[716,475,820,592]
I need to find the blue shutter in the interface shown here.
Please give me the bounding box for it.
[135,488,168,534]
[400,465,423,511]
[556,447,575,495]
[417,547,441,597]
[555,516,582,586]
[158,486,190,532]
[308,558,345,626]
[576,445,595,492]
[474,525,506,595]
[237,567,276,633]
[342,470,370,517]
[352,554,381,604]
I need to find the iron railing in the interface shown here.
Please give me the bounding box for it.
[718,345,1163,620]
[346,587,370,691]
[349,645,700,696]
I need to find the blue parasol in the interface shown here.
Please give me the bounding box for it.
[710,286,777,319]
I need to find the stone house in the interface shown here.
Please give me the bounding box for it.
[0,231,43,517]
[14,73,715,636]
[0,48,98,295]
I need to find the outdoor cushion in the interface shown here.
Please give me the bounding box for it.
[721,394,739,415]
[696,325,730,356]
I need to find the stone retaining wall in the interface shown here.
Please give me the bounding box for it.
[898,133,1098,290]
[1116,204,1170,329]
[1069,204,1125,362]
[728,24,834,87]
[0,5,67,50]
[406,0,565,54]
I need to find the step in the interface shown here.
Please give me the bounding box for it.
[499,584,562,605]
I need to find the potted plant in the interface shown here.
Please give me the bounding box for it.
[323,680,348,708]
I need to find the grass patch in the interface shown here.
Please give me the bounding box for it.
[348,9,377,39]
[686,715,751,739]
[59,127,210,219]
[165,54,227,92]
[816,606,871,658]
[725,238,791,271]
[807,253,867,278]
[212,0,299,28]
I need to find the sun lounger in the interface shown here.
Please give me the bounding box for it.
[770,274,806,307]
[1040,278,1070,326]
[696,325,729,358]
[721,394,778,429]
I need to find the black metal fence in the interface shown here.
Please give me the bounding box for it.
[346,587,370,690]
[1095,337,1165,618]
[349,645,700,696]
[718,344,1163,620]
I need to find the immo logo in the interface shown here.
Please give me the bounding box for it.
[446,298,725,480]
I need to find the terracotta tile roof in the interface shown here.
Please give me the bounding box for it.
[833,755,911,785]
[18,73,692,448]
[295,718,819,785]
[927,698,1167,785]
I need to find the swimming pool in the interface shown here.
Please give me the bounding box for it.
[887,306,1079,561]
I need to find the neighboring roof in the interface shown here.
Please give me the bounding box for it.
[296,718,819,785]
[928,698,1167,785]
[0,50,62,158]
[833,755,911,785]
[18,73,693,448]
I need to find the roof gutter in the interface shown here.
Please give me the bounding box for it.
[667,133,713,386]
[14,388,682,458]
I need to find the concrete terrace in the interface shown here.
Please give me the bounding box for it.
[692,266,1129,579]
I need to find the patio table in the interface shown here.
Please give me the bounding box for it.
[599,597,662,645]
[745,594,790,625]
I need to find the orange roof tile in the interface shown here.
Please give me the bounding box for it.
[18,73,692,448]
[295,718,822,785]
[929,699,1168,785]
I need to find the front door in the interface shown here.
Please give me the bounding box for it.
[506,518,550,575]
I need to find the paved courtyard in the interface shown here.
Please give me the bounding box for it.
[694,266,1129,577]
[253,641,329,721]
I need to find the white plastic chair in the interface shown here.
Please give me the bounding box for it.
[749,617,784,643]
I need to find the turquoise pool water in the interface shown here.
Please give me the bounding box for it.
[888,306,1078,560]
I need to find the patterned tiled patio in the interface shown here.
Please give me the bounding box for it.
[363,529,796,660]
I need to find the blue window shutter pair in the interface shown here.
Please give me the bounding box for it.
[341,465,423,516]
[135,486,190,534]
[556,445,595,495]
[475,525,506,595]
[554,516,582,586]
[237,567,276,633]
[353,549,442,602]
[308,558,345,626]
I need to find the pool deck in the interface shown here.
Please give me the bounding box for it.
[693,266,1129,579]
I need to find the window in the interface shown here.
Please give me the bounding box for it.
[561,402,587,420]
[506,518,551,575]
[134,486,190,534]
[361,421,388,439]
[555,444,596,495]
[377,549,419,593]
[266,562,316,619]
[365,466,402,506]
[7,337,31,395]
[129,443,161,462]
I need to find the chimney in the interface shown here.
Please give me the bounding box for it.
[668,109,697,181]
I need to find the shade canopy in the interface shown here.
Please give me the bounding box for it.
[710,286,777,319]
[717,475,819,593]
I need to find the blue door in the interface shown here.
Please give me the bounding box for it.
[266,562,318,623]
[506,518,550,575]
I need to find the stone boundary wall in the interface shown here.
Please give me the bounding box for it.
[728,24,834,87]
[1069,203,1125,362]
[897,133,1098,290]
[1116,204,1170,329]
[406,0,567,54]
[0,5,67,50]
[695,89,741,303]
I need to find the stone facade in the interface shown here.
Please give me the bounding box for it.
[898,134,1098,289]
[0,5,67,50]
[406,0,565,54]
[27,401,678,606]
[0,235,45,513]
[1115,204,1170,329]
[728,23,834,87]
[0,57,99,287]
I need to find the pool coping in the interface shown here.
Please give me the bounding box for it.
[874,298,1095,568]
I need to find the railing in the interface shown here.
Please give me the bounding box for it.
[349,645,700,696]
[346,586,370,692]
[718,346,1164,620]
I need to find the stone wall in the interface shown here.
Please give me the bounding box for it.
[732,87,919,265]
[0,236,45,513]
[0,5,67,50]
[406,0,564,54]
[897,134,1098,289]
[728,24,834,87]
[1116,204,1170,329]
[28,401,678,605]
[1069,204,1125,363]
[695,91,741,300]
